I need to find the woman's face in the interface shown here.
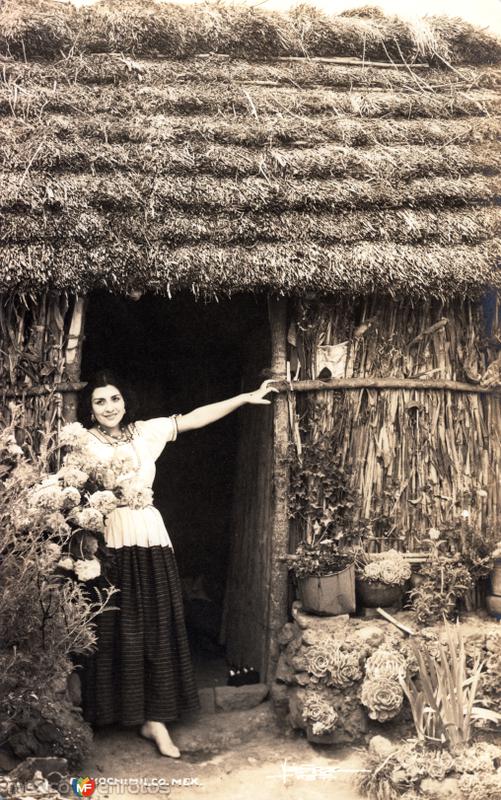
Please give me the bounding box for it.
[91,384,126,431]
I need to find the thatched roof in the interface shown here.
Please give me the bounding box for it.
[0,0,500,299]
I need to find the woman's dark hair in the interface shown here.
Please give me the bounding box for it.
[78,369,140,429]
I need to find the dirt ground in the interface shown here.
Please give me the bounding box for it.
[80,702,366,800]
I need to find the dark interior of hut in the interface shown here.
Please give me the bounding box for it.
[81,291,270,686]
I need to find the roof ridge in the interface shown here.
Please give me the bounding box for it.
[1,1,500,66]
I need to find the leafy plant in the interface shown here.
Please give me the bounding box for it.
[398,621,501,751]
[284,538,355,578]
[440,518,500,583]
[286,429,365,577]
[288,432,361,546]
[409,552,473,624]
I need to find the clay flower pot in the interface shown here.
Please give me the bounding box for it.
[486,594,501,619]
[297,563,356,616]
[491,559,501,596]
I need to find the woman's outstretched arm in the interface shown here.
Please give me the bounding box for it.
[176,379,278,433]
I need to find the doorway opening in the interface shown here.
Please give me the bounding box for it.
[81,291,271,688]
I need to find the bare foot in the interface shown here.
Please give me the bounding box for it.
[140,721,181,758]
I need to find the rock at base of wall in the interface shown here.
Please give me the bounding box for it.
[214,684,269,712]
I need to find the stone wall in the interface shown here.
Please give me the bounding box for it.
[271,603,501,744]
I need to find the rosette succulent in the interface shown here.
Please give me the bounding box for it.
[365,648,408,680]
[304,640,363,688]
[361,676,404,722]
[304,647,332,679]
[327,647,363,688]
[360,549,411,586]
[302,693,338,735]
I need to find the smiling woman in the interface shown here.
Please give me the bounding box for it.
[73,367,277,758]
[91,386,126,436]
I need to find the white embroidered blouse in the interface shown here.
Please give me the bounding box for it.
[84,417,178,550]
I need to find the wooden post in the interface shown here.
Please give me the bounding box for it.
[63,296,87,422]
[265,295,290,682]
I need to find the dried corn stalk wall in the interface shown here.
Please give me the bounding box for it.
[0,293,86,449]
[291,295,501,551]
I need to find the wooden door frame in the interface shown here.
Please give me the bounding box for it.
[263,295,290,682]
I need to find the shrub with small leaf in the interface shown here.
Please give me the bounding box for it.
[0,409,117,767]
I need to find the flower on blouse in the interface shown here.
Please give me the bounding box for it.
[92,464,119,491]
[74,558,101,582]
[109,451,137,482]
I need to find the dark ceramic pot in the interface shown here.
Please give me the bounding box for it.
[356,579,402,608]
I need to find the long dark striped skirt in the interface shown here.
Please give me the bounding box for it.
[77,544,201,726]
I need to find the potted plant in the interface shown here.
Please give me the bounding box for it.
[355,549,411,609]
[486,539,501,618]
[284,536,356,616]
[286,433,362,616]
[407,526,490,623]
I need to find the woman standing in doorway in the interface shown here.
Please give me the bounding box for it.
[75,369,277,758]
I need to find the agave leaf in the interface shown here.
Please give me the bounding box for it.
[418,648,440,713]
[399,673,426,739]
[464,664,483,740]
[470,706,501,722]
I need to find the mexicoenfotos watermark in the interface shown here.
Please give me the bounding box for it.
[268,759,371,784]
[0,775,203,798]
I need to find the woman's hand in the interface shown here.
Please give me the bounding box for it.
[245,379,280,405]
[176,378,280,432]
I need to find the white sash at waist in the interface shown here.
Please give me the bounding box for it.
[104,505,174,549]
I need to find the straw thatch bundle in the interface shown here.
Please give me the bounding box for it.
[2,1,501,65]
[0,1,500,298]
